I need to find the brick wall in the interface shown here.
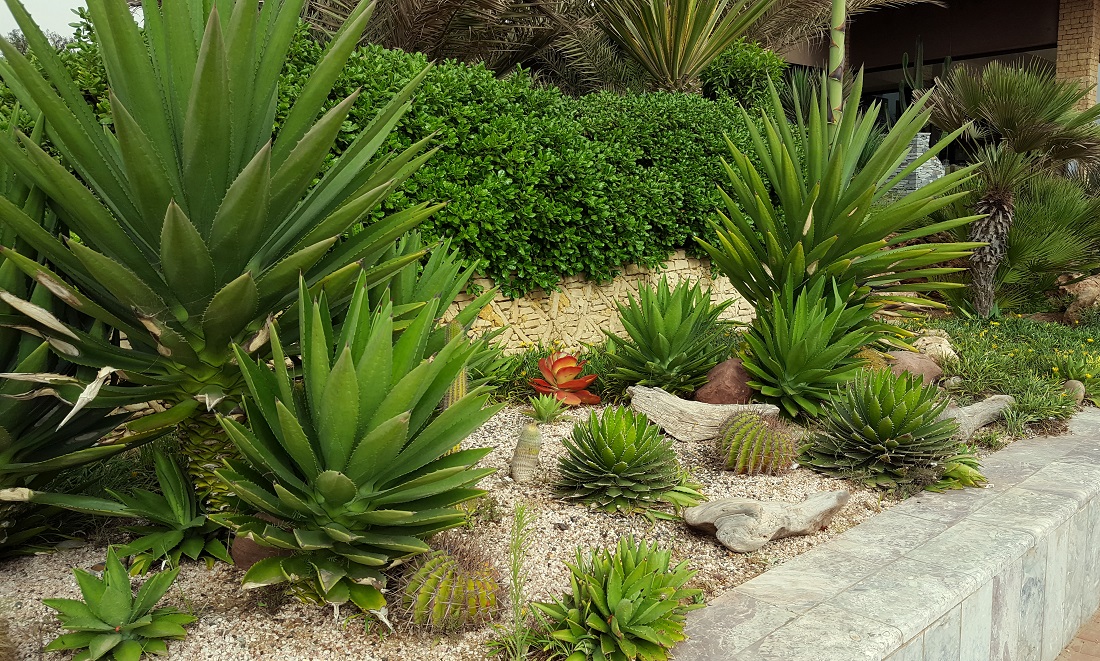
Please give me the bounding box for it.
[1057,0,1100,109]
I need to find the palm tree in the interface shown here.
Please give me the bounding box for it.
[923,61,1100,317]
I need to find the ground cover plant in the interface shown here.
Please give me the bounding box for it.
[907,315,1083,435]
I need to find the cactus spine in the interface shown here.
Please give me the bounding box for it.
[510,423,542,482]
[402,548,502,631]
[718,412,796,476]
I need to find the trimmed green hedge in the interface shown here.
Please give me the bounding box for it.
[282,35,764,296]
[5,24,767,297]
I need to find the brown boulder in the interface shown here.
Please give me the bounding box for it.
[887,351,943,384]
[1062,274,1100,323]
[693,358,753,405]
[230,534,292,571]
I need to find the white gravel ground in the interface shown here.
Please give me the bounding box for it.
[0,406,895,660]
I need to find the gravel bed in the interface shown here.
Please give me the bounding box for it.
[0,406,894,660]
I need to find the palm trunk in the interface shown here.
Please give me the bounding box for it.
[969,194,1014,317]
[178,412,237,511]
[827,0,846,124]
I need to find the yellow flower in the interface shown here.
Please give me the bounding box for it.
[991,321,1000,326]
[1089,339,1095,343]
[1053,367,1060,373]
[1087,374,1094,379]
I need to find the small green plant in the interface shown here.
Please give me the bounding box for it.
[1050,349,1100,402]
[556,407,704,519]
[700,38,788,105]
[488,502,536,660]
[43,547,195,660]
[533,536,702,661]
[524,394,568,423]
[605,277,732,397]
[2,449,231,574]
[928,447,988,492]
[741,279,876,417]
[801,369,966,491]
[717,412,797,475]
[401,537,503,632]
[530,351,601,406]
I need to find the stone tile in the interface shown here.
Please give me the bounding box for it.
[1066,507,1092,639]
[990,557,1024,661]
[1043,520,1070,659]
[978,456,1046,489]
[1055,438,1100,466]
[736,603,904,661]
[1066,408,1100,436]
[1087,498,1100,616]
[903,520,1034,585]
[676,590,798,660]
[924,604,962,661]
[988,436,1081,467]
[829,557,981,641]
[888,486,1002,526]
[1018,461,1100,505]
[968,487,1080,539]
[960,580,993,661]
[733,547,877,614]
[1019,538,1049,661]
[885,637,922,661]
[817,510,948,566]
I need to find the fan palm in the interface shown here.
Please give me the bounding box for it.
[0,0,439,505]
[922,61,1100,317]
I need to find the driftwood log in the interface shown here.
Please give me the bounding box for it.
[941,394,1015,440]
[684,490,850,553]
[627,386,780,441]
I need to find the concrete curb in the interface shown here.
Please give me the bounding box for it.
[676,410,1100,661]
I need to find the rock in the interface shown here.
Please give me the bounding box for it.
[684,491,850,553]
[912,334,958,366]
[939,394,1015,440]
[1064,380,1087,405]
[1062,274,1100,323]
[627,385,780,442]
[693,358,752,405]
[230,534,292,571]
[943,376,964,390]
[887,350,943,384]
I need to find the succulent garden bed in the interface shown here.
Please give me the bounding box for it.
[0,406,893,661]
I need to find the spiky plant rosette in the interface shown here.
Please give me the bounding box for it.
[43,547,195,660]
[533,535,702,661]
[556,407,703,519]
[604,277,732,397]
[531,351,600,405]
[801,369,961,490]
[211,275,501,613]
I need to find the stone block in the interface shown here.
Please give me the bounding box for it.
[1017,539,1048,661]
[1041,520,1069,659]
[675,590,798,659]
[734,546,876,614]
[1018,460,1100,505]
[819,510,947,566]
[968,487,1079,539]
[923,604,962,661]
[829,557,980,641]
[990,557,1024,661]
[739,603,904,661]
[888,484,1001,526]
[903,520,1034,585]
[959,580,993,661]
[885,637,922,661]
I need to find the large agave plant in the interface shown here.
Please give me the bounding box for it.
[557,407,703,518]
[0,0,439,503]
[211,275,501,612]
[696,71,982,325]
[0,112,171,556]
[534,535,702,661]
[801,369,964,490]
[605,277,732,397]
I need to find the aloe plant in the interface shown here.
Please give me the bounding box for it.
[210,275,501,612]
[0,0,440,506]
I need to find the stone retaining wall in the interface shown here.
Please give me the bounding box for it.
[446,250,754,353]
[676,409,1100,661]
